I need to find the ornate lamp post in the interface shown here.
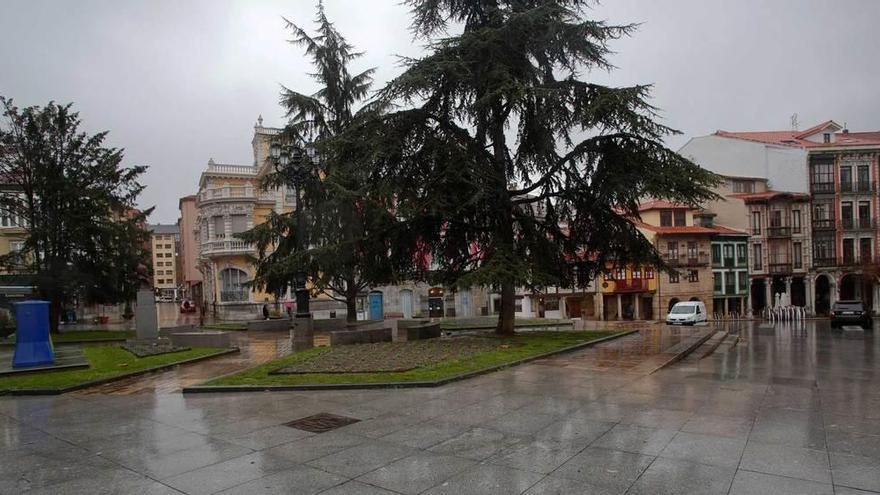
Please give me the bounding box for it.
[269,142,311,318]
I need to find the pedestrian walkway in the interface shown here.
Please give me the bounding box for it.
[2,320,879,494]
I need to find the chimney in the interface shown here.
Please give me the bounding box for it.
[842,128,849,135]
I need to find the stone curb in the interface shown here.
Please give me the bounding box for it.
[181,329,639,394]
[0,348,240,396]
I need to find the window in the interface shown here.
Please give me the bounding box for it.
[814,236,835,263]
[603,271,613,281]
[713,272,723,293]
[792,210,801,233]
[751,211,761,234]
[687,242,698,260]
[858,165,870,189]
[860,238,872,263]
[543,299,559,311]
[673,209,686,227]
[615,267,626,280]
[811,161,833,189]
[687,269,699,283]
[769,210,783,228]
[712,244,722,265]
[736,244,747,265]
[793,242,802,269]
[213,216,225,238]
[723,245,734,266]
[823,133,831,143]
[644,267,654,279]
[9,240,24,252]
[230,214,249,234]
[660,210,673,227]
[165,243,172,249]
[667,241,678,259]
[859,202,871,228]
[738,271,748,292]
[843,238,855,264]
[753,244,763,270]
[220,268,249,302]
[669,271,679,284]
[731,180,755,193]
[840,167,853,190]
[631,267,642,279]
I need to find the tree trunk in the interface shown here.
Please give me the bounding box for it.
[345,295,358,325]
[496,282,516,335]
[49,297,62,334]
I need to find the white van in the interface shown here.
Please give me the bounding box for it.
[666,301,707,326]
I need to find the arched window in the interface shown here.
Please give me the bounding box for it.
[220,268,249,302]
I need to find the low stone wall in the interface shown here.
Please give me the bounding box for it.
[328,327,392,346]
[392,321,441,342]
[246,319,291,332]
[169,331,231,348]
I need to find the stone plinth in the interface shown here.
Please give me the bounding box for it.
[135,289,158,340]
[291,314,314,351]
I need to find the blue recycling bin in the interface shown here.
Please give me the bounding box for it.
[12,300,54,368]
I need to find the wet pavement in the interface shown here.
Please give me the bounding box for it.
[1,320,879,494]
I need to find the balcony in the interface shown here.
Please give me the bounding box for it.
[812,218,836,231]
[662,253,710,267]
[200,239,256,256]
[766,226,792,238]
[840,181,874,194]
[769,263,792,275]
[811,182,834,194]
[813,257,837,267]
[198,186,276,203]
[612,279,646,293]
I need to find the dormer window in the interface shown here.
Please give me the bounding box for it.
[823,133,831,143]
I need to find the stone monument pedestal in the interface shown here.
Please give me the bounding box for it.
[135,289,158,340]
[291,314,314,351]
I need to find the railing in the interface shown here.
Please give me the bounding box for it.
[199,186,277,203]
[811,182,834,194]
[813,257,837,267]
[662,253,710,267]
[766,226,792,238]
[220,290,249,302]
[200,239,255,255]
[206,163,256,176]
[841,181,874,193]
[613,279,645,292]
[769,263,792,275]
[812,218,836,230]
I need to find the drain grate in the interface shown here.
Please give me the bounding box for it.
[284,413,360,433]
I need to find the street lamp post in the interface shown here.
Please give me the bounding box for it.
[270,142,310,317]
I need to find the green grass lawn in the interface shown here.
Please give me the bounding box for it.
[0,345,226,391]
[206,331,618,387]
[440,317,573,331]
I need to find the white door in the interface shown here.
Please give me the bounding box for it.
[401,289,413,319]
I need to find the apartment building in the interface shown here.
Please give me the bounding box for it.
[808,131,880,314]
[177,195,202,303]
[148,224,180,300]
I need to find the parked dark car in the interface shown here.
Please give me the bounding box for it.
[830,300,872,329]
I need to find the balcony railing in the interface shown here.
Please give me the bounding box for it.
[199,186,276,203]
[766,226,792,238]
[811,182,834,194]
[612,279,646,293]
[200,239,256,255]
[769,263,792,275]
[662,253,710,267]
[841,181,874,193]
[813,256,836,267]
[812,218,836,230]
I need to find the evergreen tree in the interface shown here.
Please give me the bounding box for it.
[0,97,148,332]
[351,0,720,334]
[240,3,404,322]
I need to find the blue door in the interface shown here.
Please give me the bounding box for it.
[368,292,383,320]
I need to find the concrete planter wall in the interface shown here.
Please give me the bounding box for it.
[246,319,291,332]
[327,327,392,346]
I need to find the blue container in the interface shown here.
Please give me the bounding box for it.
[12,300,54,368]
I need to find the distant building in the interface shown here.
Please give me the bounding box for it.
[177,195,202,303]
[148,224,180,300]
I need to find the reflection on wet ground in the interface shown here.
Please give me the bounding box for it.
[4,320,880,494]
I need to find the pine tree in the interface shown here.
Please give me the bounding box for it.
[352,0,720,334]
[0,97,148,332]
[240,3,404,323]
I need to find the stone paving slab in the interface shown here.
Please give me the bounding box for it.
[2,321,879,494]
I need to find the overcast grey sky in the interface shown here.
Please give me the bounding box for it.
[2,0,879,223]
